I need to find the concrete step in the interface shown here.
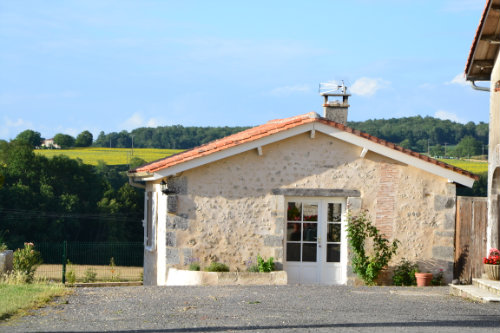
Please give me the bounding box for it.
[449,283,500,303]
[473,278,500,296]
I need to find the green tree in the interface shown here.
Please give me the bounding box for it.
[429,144,444,157]
[129,157,146,169]
[399,139,411,149]
[15,129,42,148]
[75,130,93,147]
[455,136,482,158]
[53,133,75,149]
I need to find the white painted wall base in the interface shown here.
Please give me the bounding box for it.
[165,268,287,286]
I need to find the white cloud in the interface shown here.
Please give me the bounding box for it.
[446,73,468,86]
[0,117,34,140]
[350,77,390,97]
[146,118,162,127]
[268,84,311,96]
[120,112,164,131]
[434,110,467,124]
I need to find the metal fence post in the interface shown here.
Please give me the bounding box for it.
[62,240,67,284]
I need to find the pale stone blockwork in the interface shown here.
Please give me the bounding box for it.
[159,132,457,283]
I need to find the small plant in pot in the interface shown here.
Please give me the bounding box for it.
[483,248,500,281]
[414,268,433,287]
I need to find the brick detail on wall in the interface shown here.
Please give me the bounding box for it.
[375,163,399,238]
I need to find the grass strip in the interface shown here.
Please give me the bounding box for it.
[0,283,70,321]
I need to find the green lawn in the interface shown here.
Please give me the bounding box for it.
[0,283,70,320]
[35,147,183,166]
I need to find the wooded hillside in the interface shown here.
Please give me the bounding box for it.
[92,116,488,154]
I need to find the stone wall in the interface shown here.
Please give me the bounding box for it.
[0,250,13,274]
[159,131,457,283]
[487,54,500,251]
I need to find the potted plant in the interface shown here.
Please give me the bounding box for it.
[415,269,433,287]
[483,248,500,281]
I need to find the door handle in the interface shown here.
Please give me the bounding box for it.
[317,236,321,247]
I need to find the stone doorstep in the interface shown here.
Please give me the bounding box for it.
[473,278,500,296]
[449,284,500,303]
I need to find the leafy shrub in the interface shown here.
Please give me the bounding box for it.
[431,269,444,286]
[83,267,97,283]
[392,258,418,286]
[13,242,42,283]
[109,257,120,282]
[65,260,76,285]
[189,262,201,271]
[257,255,275,273]
[205,262,229,272]
[346,211,399,286]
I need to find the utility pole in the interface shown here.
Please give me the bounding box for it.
[427,139,430,155]
[444,143,448,156]
[131,135,134,156]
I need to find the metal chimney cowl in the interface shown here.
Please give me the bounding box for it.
[319,82,350,125]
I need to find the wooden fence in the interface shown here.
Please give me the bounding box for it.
[454,196,487,284]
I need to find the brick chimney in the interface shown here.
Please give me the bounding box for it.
[319,82,350,125]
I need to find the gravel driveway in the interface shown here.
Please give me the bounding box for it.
[1,285,499,333]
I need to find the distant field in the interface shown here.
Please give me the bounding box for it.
[438,158,488,174]
[35,264,143,282]
[35,147,184,166]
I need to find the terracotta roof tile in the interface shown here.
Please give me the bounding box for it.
[129,112,478,181]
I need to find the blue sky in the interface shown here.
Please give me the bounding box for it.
[0,0,490,141]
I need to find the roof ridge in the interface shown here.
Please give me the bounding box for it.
[129,113,478,182]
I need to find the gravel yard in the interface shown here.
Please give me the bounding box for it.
[1,285,499,333]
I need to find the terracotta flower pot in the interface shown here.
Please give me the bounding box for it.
[415,272,433,287]
[484,264,500,280]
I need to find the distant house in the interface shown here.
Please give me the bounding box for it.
[41,138,60,149]
[464,0,500,252]
[128,90,476,286]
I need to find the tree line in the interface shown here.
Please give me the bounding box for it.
[347,116,488,157]
[94,126,250,149]
[93,117,489,157]
[16,116,489,157]
[0,139,146,245]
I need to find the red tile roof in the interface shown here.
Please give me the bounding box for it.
[129,112,478,181]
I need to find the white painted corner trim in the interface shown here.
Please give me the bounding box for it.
[142,122,475,188]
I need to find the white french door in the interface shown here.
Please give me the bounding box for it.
[284,197,347,285]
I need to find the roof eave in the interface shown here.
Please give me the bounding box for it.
[142,122,477,188]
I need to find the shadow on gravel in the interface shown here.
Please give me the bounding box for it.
[33,316,500,333]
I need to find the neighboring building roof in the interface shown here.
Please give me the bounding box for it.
[128,112,478,187]
[465,0,500,81]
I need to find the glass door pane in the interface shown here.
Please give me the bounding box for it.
[286,201,318,263]
[326,203,342,263]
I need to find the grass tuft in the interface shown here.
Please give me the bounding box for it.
[0,282,70,321]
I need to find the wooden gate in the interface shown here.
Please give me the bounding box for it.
[454,196,487,284]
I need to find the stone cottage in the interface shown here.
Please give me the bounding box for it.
[465,0,500,252]
[128,89,477,286]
